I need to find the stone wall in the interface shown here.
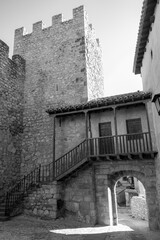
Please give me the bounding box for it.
[94,160,159,229]
[61,166,96,225]
[24,182,59,219]
[13,6,104,174]
[131,196,148,220]
[84,14,104,100]
[55,114,86,159]
[0,40,25,193]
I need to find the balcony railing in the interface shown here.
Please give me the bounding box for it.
[87,132,152,156]
[39,132,153,181]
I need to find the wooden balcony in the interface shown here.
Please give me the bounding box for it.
[41,132,156,181]
[88,132,156,161]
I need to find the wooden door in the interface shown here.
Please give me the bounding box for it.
[99,122,115,154]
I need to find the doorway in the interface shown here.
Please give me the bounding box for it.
[99,122,115,154]
[115,176,148,222]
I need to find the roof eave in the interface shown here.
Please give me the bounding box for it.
[133,0,157,74]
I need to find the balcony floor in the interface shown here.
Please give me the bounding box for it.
[89,151,157,162]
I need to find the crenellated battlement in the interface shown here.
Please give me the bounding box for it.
[15,5,85,38]
[12,55,25,73]
[0,39,25,74]
[0,39,9,57]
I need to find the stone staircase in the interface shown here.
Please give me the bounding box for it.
[0,139,90,221]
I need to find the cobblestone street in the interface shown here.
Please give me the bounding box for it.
[0,213,160,240]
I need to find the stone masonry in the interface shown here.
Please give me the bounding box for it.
[1,4,160,232]
[0,40,25,193]
[131,196,148,220]
[24,182,59,219]
[13,6,104,175]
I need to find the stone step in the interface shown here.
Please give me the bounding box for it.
[0,207,5,212]
[0,211,5,216]
[0,215,10,221]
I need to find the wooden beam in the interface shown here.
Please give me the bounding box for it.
[145,103,153,152]
[113,107,118,154]
[85,111,89,139]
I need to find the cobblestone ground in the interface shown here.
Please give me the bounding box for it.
[0,214,159,240]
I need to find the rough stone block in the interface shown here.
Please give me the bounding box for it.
[131,196,148,220]
[79,202,90,215]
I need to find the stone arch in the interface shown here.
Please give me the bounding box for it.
[95,162,158,230]
[108,170,146,188]
[107,169,159,230]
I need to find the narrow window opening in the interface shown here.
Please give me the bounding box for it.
[151,50,153,59]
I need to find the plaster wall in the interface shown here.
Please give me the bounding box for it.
[55,102,156,162]
[90,105,149,137]
[140,2,160,210]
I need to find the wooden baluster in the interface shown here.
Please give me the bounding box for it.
[93,138,96,155]
[71,151,73,167]
[139,135,142,152]
[135,134,138,152]
[141,132,145,152]
[120,135,123,153]
[133,134,136,153]
[118,136,121,153]
[80,143,82,159]
[61,157,64,173]
[146,133,149,151]
[65,155,67,170]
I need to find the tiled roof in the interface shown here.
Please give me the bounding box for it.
[46,91,152,114]
[133,0,157,74]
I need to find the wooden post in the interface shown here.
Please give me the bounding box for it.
[85,111,89,156]
[53,115,56,180]
[113,107,118,154]
[89,112,92,138]
[85,111,88,139]
[145,102,153,151]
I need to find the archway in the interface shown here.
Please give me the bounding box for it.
[115,175,147,223]
[107,170,158,230]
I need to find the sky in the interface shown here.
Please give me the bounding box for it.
[0,0,144,97]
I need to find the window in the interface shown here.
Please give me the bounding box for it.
[99,122,112,137]
[126,118,142,140]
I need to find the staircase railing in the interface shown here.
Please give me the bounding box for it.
[41,139,88,181]
[5,165,41,216]
[3,132,154,217]
[4,139,88,217]
[37,132,153,182]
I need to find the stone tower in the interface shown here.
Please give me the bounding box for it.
[13,6,104,173]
